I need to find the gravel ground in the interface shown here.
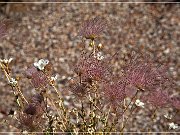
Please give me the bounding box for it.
[0,2,179,132]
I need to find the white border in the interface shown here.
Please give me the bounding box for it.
[0,2,179,4]
[0,0,179,133]
[0,132,180,133]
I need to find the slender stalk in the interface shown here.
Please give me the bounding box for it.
[173,109,179,120]
[123,90,139,114]
[45,71,69,131]
[120,90,140,132]
[52,84,62,98]
[120,105,137,132]
[15,85,28,104]
[120,87,141,132]
[0,62,28,104]
[148,108,157,132]
[103,105,111,132]
[43,88,67,131]
[47,94,66,131]
[90,39,96,57]
[121,98,126,134]
[80,101,87,130]
[86,95,102,113]
[151,108,157,119]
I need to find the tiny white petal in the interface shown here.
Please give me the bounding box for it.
[44,59,49,64]
[135,99,145,108]
[33,62,38,67]
[0,58,13,64]
[164,114,172,119]
[34,59,49,70]
[8,58,13,63]
[9,78,17,86]
[95,52,104,60]
[4,60,8,63]
[62,76,66,79]
[98,43,103,48]
[168,122,178,130]
[51,75,58,81]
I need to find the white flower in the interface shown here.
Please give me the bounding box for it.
[22,131,28,134]
[168,122,178,130]
[135,99,145,108]
[9,78,17,86]
[51,75,58,81]
[0,58,13,64]
[95,52,104,60]
[34,59,49,70]
[98,43,103,49]
[164,114,172,119]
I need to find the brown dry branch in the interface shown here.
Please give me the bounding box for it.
[0,60,28,105]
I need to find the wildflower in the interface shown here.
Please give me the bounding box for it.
[135,99,145,108]
[123,55,170,91]
[51,75,58,81]
[24,66,48,88]
[24,66,37,79]
[30,73,48,89]
[74,53,111,83]
[97,43,103,49]
[146,88,170,108]
[164,114,172,119]
[170,96,180,110]
[34,59,49,71]
[79,17,107,40]
[95,52,104,61]
[50,75,58,85]
[102,80,126,106]
[69,78,88,97]
[124,61,154,90]
[9,78,17,87]
[168,122,178,130]
[0,58,13,64]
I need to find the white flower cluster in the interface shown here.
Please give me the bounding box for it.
[168,122,178,130]
[51,75,58,81]
[135,99,145,108]
[95,52,104,60]
[164,114,172,120]
[0,58,13,64]
[9,78,17,87]
[34,59,49,70]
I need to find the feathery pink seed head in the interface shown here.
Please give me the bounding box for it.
[24,66,48,88]
[102,80,126,106]
[74,53,111,83]
[146,88,170,108]
[170,96,180,110]
[79,17,107,40]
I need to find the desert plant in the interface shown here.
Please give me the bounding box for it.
[0,17,179,134]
